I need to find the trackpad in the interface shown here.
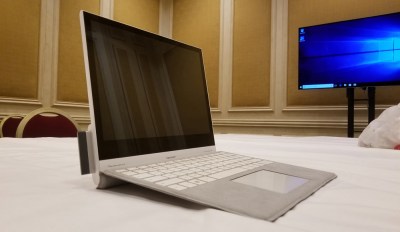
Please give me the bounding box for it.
[232,170,309,194]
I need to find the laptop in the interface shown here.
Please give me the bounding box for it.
[79,11,336,221]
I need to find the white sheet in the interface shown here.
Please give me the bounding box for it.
[0,135,399,232]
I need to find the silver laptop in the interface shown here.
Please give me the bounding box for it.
[80,11,336,221]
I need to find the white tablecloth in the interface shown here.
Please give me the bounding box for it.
[1,134,399,232]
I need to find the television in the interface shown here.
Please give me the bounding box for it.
[298,12,400,90]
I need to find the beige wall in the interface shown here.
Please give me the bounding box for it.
[172,0,220,108]
[1,0,399,136]
[0,0,41,99]
[232,0,271,107]
[57,0,100,103]
[114,0,160,34]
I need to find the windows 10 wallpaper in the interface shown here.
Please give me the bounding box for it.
[299,12,400,90]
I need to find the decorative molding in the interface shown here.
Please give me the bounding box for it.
[72,115,90,120]
[219,0,234,115]
[0,97,42,106]
[212,118,367,137]
[71,115,91,125]
[212,118,367,129]
[211,108,222,113]
[272,0,288,116]
[283,104,391,112]
[228,107,273,113]
[269,0,277,113]
[53,100,90,122]
[159,0,173,37]
[74,118,91,125]
[38,0,59,108]
[270,0,288,115]
[53,101,89,108]
[100,0,114,19]
[0,98,42,119]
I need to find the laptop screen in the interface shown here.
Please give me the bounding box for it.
[82,12,214,160]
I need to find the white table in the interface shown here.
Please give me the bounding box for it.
[1,134,399,232]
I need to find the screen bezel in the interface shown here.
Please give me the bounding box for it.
[298,12,400,90]
[82,12,215,161]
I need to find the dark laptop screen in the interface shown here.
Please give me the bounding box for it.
[82,12,214,160]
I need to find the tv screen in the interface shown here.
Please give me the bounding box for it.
[298,12,400,90]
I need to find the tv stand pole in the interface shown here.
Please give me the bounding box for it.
[367,87,376,124]
[347,87,376,138]
[347,88,355,138]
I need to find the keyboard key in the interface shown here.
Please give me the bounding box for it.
[164,173,177,178]
[168,184,187,191]
[122,171,137,176]
[144,176,167,182]
[243,165,256,170]
[189,173,201,178]
[198,176,216,182]
[189,179,205,185]
[180,182,197,188]
[115,169,127,173]
[156,178,184,186]
[183,169,195,174]
[171,171,185,176]
[150,171,163,176]
[196,172,208,176]
[180,175,194,180]
[209,168,246,179]
[202,170,213,175]
[134,173,153,179]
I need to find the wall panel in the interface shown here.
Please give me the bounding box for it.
[172,0,220,108]
[0,0,41,99]
[114,0,160,34]
[57,0,100,103]
[287,0,400,106]
[232,0,271,107]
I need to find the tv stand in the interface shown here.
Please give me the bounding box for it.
[347,87,376,138]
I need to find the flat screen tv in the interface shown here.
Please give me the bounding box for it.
[298,12,400,90]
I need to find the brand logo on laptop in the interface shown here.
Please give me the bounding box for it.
[108,163,125,167]
[166,156,176,159]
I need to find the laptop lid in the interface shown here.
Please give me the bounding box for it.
[80,12,215,170]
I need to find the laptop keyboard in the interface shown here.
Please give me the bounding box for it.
[113,152,273,191]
